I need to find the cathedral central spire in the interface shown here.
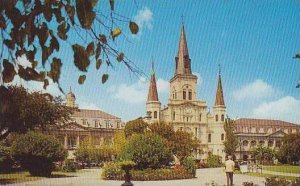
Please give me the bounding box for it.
[215,65,225,107]
[175,20,192,75]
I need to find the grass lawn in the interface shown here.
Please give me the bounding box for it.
[262,165,300,174]
[0,171,79,185]
[236,172,298,181]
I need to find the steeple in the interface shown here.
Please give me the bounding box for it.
[175,19,192,75]
[214,65,225,107]
[147,60,159,102]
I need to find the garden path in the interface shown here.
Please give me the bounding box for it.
[7,168,266,186]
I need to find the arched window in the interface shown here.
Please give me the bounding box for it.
[173,112,176,120]
[154,111,157,119]
[221,114,224,121]
[250,141,257,147]
[215,115,219,122]
[183,90,186,100]
[268,140,273,147]
[208,134,211,143]
[188,91,192,100]
[199,114,202,122]
[243,140,248,146]
[221,133,224,141]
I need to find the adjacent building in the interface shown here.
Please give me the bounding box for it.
[145,22,227,161]
[234,118,300,161]
[45,89,124,159]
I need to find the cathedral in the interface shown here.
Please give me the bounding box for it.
[145,22,227,161]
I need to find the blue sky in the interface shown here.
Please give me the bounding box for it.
[10,1,300,123]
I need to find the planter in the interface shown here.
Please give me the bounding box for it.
[120,161,135,186]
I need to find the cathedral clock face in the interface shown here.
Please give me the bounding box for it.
[185,107,193,114]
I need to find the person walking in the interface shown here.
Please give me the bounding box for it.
[225,155,235,186]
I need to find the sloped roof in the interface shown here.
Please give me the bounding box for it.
[214,74,225,107]
[72,109,120,119]
[235,118,299,127]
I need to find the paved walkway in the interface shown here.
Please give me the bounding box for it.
[8,168,266,186]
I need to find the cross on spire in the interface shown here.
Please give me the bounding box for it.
[181,15,184,25]
[218,64,221,76]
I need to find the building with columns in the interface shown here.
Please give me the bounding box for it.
[145,22,227,161]
[234,118,300,161]
[45,89,124,159]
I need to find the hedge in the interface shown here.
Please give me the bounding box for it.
[101,162,194,181]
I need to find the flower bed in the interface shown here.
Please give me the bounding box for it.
[101,162,194,181]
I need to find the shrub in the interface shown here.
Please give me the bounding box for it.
[242,182,254,186]
[119,133,173,169]
[124,119,148,138]
[0,143,14,172]
[11,132,67,176]
[101,162,193,181]
[207,155,222,168]
[265,177,300,186]
[62,159,77,172]
[182,156,196,177]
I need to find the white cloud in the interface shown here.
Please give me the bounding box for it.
[252,96,300,124]
[109,76,169,104]
[157,78,169,94]
[193,72,202,86]
[233,79,276,101]
[133,7,153,37]
[79,102,101,110]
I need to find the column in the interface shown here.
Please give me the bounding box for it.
[76,135,80,148]
[64,135,68,148]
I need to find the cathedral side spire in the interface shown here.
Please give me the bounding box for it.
[147,60,159,102]
[214,65,225,107]
[175,20,192,75]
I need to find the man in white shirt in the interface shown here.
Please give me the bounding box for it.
[225,155,235,186]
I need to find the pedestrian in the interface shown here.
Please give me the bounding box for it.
[225,155,235,186]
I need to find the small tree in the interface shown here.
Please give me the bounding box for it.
[278,132,300,164]
[0,86,73,140]
[223,118,238,156]
[112,130,127,158]
[251,144,276,165]
[124,118,148,138]
[207,154,222,168]
[120,133,173,170]
[11,132,67,176]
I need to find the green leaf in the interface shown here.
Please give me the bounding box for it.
[48,58,62,83]
[78,75,86,85]
[26,46,37,64]
[86,42,94,56]
[117,52,124,62]
[96,59,102,70]
[3,39,15,50]
[72,44,90,72]
[102,74,109,84]
[111,28,121,40]
[2,59,16,83]
[57,22,70,40]
[99,34,107,44]
[95,43,101,60]
[50,36,59,51]
[65,4,75,25]
[0,14,7,29]
[76,0,97,29]
[42,46,53,66]
[129,21,139,34]
[18,66,41,81]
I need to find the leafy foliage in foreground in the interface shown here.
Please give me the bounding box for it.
[0,86,73,140]
[206,154,223,168]
[124,119,148,138]
[11,132,67,176]
[0,0,140,88]
[119,133,173,170]
[277,132,300,164]
[101,161,193,181]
